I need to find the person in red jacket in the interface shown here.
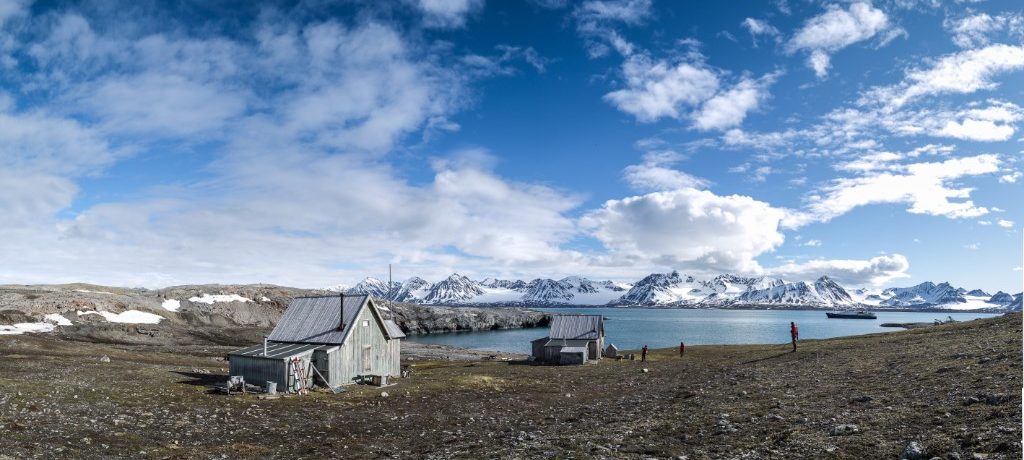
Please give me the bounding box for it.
[641,345,648,362]
[679,341,685,357]
[790,322,799,352]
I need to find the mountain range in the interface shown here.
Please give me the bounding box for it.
[333,272,1022,311]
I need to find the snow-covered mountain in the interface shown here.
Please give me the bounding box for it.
[734,276,855,307]
[877,282,965,307]
[988,291,1015,305]
[336,273,1018,310]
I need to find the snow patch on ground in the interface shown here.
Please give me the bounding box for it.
[0,322,56,335]
[44,314,72,326]
[188,294,252,304]
[260,296,270,302]
[77,310,164,324]
[473,287,526,303]
[939,296,998,310]
[161,299,181,312]
[73,289,117,295]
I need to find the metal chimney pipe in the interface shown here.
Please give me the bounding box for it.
[263,336,268,356]
[338,292,345,331]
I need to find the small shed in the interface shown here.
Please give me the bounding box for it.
[229,294,405,392]
[559,346,588,365]
[530,314,605,365]
[603,343,618,358]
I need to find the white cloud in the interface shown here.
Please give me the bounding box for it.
[573,0,653,58]
[939,118,1016,142]
[964,242,980,250]
[786,2,897,78]
[414,0,484,28]
[581,187,787,273]
[786,154,1001,227]
[575,0,652,26]
[836,151,903,172]
[691,73,779,131]
[604,49,777,130]
[945,12,1024,49]
[767,254,910,286]
[802,239,822,247]
[864,44,1024,108]
[999,171,1022,183]
[623,151,708,191]
[83,73,247,137]
[604,53,720,121]
[742,18,781,45]
[997,219,1014,228]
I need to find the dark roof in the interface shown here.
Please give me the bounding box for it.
[544,338,593,348]
[267,295,404,344]
[549,314,604,340]
[228,342,326,360]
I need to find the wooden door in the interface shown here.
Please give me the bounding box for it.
[362,346,371,373]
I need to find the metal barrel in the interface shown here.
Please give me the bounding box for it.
[266,381,277,394]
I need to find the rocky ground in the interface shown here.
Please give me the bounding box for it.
[0,284,549,346]
[0,313,1019,459]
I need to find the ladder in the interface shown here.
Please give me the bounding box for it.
[290,357,309,395]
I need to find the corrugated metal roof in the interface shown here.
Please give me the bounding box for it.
[549,314,603,340]
[266,295,404,344]
[383,319,406,339]
[560,346,587,353]
[229,342,323,360]
[267,295,368,344]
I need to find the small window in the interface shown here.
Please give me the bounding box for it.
[362,320,369,327]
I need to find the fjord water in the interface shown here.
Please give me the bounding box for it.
[408,308,1001,354]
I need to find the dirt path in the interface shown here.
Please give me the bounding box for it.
[0,314,1019,459]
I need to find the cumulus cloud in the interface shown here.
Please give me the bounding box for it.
[786,154,1001,227]
[604,53,719,121]
[691,73,780,131]
[604,47,778,130]
[581,187,787,274]
[997,219,1014,228]
[767,254,910,286]
[786,2,899,78]
[414,0,484,28]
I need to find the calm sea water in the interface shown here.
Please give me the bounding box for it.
[408,308,1001,354]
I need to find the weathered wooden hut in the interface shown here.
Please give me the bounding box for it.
[228,294,405,392]
[530,314,605,365]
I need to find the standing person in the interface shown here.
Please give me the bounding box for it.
[679,341,685,357]
[790,321,799,352]
[641,345,648,362]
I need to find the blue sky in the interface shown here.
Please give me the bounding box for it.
[0,0,1021,291]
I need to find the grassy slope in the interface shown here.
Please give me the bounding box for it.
[0,314,1020,459]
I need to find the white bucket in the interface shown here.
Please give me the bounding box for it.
[266,381,277,394]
